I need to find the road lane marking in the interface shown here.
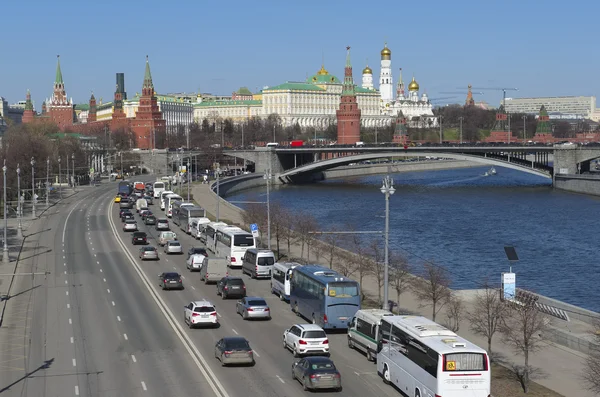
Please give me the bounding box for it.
[131,355,137,363]
[65,280,68,284]
[217,313,222,318]
[69,318,72,324]
[94,254,97,257]
[231,329,238,335]
[75,385,79,395]
[276,375,285,383]
[64,270,67,274]
[64,263,66,267]
[112,301,115,306]
[62,203,80,243]
[63,256,66,259]
[72,358,76,367]
[181,275,185,279]
[100,269,103,272]
[141,381,147,391]
[252,350,260,357]
[103,278,106,282]
[107,289,110,294]
[117,316,121,322]
[70,337,74,344]
[67,303,70,309]
[66,291,69,296]
[123,333,128,340]
[191,286,196,290]
[97,261,100,265]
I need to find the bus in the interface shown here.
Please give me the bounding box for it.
[177,205,206,234]
[153,181,166,199]
[118,180,133,196]
[215,226,255,268]
[376,315,491,397]
[160,190,174,210]
[203,222,228,251]
[171,201,195,226]
[271,262,302,301]
[165,194,183,217]
[289,265,360,330]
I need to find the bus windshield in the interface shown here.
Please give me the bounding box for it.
[233,235,254,247]
[188,209,205,217]
[328,282,359,297]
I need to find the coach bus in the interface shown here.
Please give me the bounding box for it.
[376,315,490,397]
[215,226,255,268]
[271,262,302,301]
[289,265,360,330]
[177,205,206,234]
[171,201,195,226]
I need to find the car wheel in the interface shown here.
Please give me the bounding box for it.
[291,367,296,380]
[302,377,309,391]
[382,365,391,385]
[336,386,343,392]
[293,345,300,358]
[366,349,374,362]
[348,336,354,349]
[243,310,248,320]
[220,354,226,367]
[283,337,288,350]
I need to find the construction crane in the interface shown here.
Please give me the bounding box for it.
[440,91,484,95]
[468,87,518,106]
[429,96,458,103]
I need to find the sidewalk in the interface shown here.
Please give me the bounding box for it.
[192,182,593,396]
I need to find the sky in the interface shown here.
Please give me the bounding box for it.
[1,0,599,111]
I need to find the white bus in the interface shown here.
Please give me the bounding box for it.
[153,181,166,199]
[160,190,174,210]
[204,222,228,252]
[270,262,302,301]
[171,201,195,226]
[215,227,255,268]
[165,194,183,217]
[377,315,490,397]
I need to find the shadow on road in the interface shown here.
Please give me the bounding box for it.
[17,249,52,262]
[6,285,41,301]
[0,358,54,393]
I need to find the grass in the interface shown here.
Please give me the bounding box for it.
[491,363,564,397]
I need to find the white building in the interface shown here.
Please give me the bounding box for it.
[124,93,194,131]
[502,96,600,121]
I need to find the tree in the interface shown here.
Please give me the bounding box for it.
[467,283,507,357]
[111,126,137,151]
[295,211,318,260]
[553,121,573,138]
[269,202,288,259]
[500,298,549,393]
[390,251,411,312]
[444,295,464,332]
[411,262,452,322]
[346,231,371,301]
[319,226,341,269]
[369,239,385,306]
[583,325,600,394]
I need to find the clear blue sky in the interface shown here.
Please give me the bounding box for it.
[1,0,598,111]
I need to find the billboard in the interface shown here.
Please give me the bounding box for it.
[502,272,516,301]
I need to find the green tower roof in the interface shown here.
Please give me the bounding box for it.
[341,46,356,97]
[143,55,154,90]
[55,55,63,85]
[25,89,34,111]
[535,105,552,135]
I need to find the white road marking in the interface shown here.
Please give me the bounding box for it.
[231,329,238,335]
[112,301,115,306]
[92,248,94,251]
[191,286,196,290]
[72,358,76,367]
[217,313,222,318]
[181,275,185,279]
[252,350,260,357]
[117,316,121,322]
[69,318,72,324]
[107,289,110,294]
[62,203,79,243]
[70,337,74,344]
[276,375,285,384]
[64,271,67,274]
[67,303,70,309]
[75,385,79,395]
[66,291,69,296]
[94,254,97,257]
[103,278,106,282]
[64,263,66,267]
[63,256,66,259]
[141,381,147,391]
[173,266,176,269]
[131,355,137,363]
[100,269,103,273]
[123,333,128,340]
[354,371,360,376]
[65,280,68,284]
[97,261,100,265]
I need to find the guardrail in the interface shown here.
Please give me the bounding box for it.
[515,289,570,321]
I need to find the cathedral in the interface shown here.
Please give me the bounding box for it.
[362,44,437,128]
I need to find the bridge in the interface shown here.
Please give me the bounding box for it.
[224,145,600,184]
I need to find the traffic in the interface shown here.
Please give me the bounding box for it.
[112,179,492,397]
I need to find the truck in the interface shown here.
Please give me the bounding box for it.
[118,181,133,196]
[134,181,145,191]
[290,140,304,147]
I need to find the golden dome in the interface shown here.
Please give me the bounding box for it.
[381,43,391,59]
[362,65,373,75]
[316,65,329,75]
[408,77,419,91]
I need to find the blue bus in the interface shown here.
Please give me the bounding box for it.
[289,265,361,330]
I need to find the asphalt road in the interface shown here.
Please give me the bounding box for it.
[108,182,400,397]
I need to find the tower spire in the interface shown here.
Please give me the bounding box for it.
[25,89,34,111]
[55,55,63,85]
[143,55,154,90]
[342,46,355,96]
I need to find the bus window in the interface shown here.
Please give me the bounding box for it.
[328,282,359,297]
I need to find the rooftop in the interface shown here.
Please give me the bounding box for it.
[264,82,326,92]
[194,99,262,107]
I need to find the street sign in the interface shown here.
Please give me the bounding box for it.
[250,223,259,237]
[90,168,94,174]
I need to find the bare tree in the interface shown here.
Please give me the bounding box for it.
[467,283,507,357]
[444,295,464,332]
[294,211,318,260]
[369,239,385,306]
[583,324,600,395]
[346,232,371,302]
[411,262,452,322]
[320,226,341,269]
[280,210,297,259]
[334,251,356,278]
[390,251,411,313]
[269,201,287,259]
[500,300,549,393]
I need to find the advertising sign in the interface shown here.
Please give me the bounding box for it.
[502,272,516,301]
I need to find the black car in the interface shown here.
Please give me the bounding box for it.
[121,213,134,222]
[187,247,208,260]
[131,231,147,245]
[144,215,157,225]
[159,272,183,290]
[216,277,246,299]
[119,209,132,218]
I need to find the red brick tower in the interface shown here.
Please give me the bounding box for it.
[336,46,361,144]
[465,84,475,107]
[47,55,74,130]
[392,110,408,144]
[132,56,165,149]
[88,92,97,123]
[22,89,35,124]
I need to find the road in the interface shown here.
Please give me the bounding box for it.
[107,181,401,397]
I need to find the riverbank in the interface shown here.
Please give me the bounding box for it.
[190,179,594,397]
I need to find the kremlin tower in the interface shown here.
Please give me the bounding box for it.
[22,90,35,124]
[88,92,97,123]
[379,43,393,104]
[361,62,373,90]
[465,85,475,107]
[131,56,166,149]
[46,55,75,130]
[336,46,361,145]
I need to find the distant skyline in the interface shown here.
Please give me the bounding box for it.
[2,0,599,111]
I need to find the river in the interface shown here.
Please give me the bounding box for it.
[224,166,600,312]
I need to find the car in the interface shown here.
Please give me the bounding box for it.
[143,195,153,205]
[140,209,152,219]
[283,324,329,357]
[216,277,246,299]
[291,356,342,392]
[144,215,157,225]
[214,337,254,367]
[131,231,147,245]
[158,231,177,246]
[114,195,121,203]
[139,246,159,261]
[184,300,218,328]
[123,219,138,232]
[158,272,183,290]
[164,240,183,254]
[121,213,134,222]
[138,207,149,216]
[236,296,271,320]
[186,254,206,271]
[156,218,170,231]
[119,200,133,209]
[187,247,208,260]
[119,208,132,218]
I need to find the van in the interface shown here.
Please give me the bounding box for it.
[191,217,211,239]
[266,142,279,148]
[158,231,177,246]
[200,257,229,284]
[347,309,394,361]
[136,198,148,213]
[242,249,275,279]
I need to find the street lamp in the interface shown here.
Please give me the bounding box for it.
[458,116,464,144]
[215,164,221,222]
[264,169,272,250]
[31,157,36,218]
[3,160,9,263]
[58,157,62,199]
[46,157,49,207]
[71,154,75,192]
[522,115,527,141]
[380,175,395,311]
[16,164,22,238]
[187,160,191,201]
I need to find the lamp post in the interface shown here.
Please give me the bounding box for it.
[522,115,527,141]
[439,115,443,144]
[58,157,62,199]
[71,154,75,192]
[31,157,36,218]
[66,154,69,190]
[187,160,191,201]
[3,160,9,263]
[16,164,22,239]
[46,157,49,207]
[265,169,272,250]
[459,116,464,144]
[216,164,220,222]
[380,175,395,311]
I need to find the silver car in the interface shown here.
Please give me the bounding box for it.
[123,219,138,232]
[236,296,271,320]
[164,240,183,255]
[139,246,159,261]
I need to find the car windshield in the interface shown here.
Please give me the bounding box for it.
[257,257,274,266]
[164,273,179,279]
[143,247,155,251]
[126,220,135,224]
[224,339,250,350]
[303,330,326,339]
[228,279,244,286]
[147,216,156,220]
[233,235,254,247]
[194,306,215,313]
[192,248,206,254]
[169,242,181,246]
[311,362,335,370]
[247,300,267,306]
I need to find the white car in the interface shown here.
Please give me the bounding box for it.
[164,240,183,255]
[186,254,206,271]
[184,300,218,328]
[158,231,177,246]
[283,324,329,357]
[123,219,138,232]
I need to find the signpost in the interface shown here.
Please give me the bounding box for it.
[250,223,259,238]
[502,246,519,301]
